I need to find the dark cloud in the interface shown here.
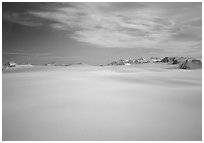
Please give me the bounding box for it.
[2,2,75,26]
[2,2,72,13]
[188,19,202,27]
[2,2,202,54]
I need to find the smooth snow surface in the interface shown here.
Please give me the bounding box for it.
[2,64,202,141]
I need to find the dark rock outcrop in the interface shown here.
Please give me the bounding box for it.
[137,57,148,63]
[178,59,202,69]
[161,57,180,65]
[107,58,148,66]
[45,61,56,66]
[4,61,17,67]
[161,57,169,63]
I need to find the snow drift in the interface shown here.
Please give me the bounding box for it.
[2,64,202,141]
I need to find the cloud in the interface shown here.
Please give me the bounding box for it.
[2,52,79,59]
[3,52,53,57]
[3,12,43,26]
[45,56,80,59]
[2,2,202,53]
[2,52,26,55]
[13,49,25,52]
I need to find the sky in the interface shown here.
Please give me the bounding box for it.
[2,2,202,65]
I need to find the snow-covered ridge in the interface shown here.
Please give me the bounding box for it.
[107,56,202,69]
[3,56,202,71]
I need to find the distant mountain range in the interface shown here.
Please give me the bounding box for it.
[3,56,202,70]
[107,56,202,69]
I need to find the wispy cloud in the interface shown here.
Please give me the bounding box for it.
[2,52,80,59]
[3,12,43,27]
[45,56,80,59]
[3,2,202,55]
[3,52,26,55]
[3,52,53,57]
[13,49,25,52]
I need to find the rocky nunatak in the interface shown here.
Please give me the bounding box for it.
[107,56,202,69]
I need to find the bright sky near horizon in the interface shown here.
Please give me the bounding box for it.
[2,2,202,65]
